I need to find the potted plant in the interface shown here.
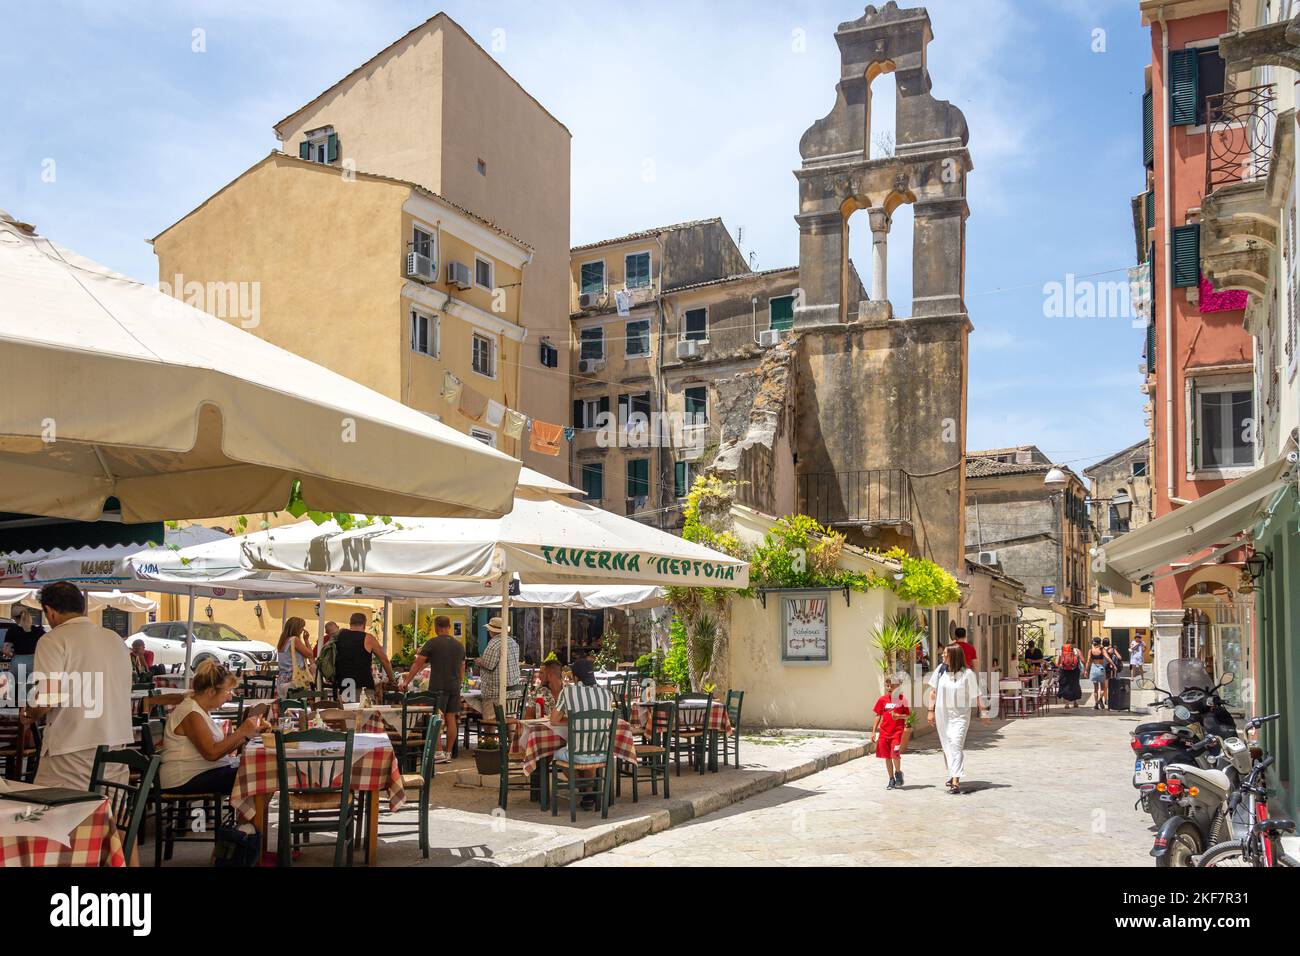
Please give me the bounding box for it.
[899,710,917,753]
[473,736,501,776]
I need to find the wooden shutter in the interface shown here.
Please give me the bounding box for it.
[299,140,310,160]
[598,396,610,418]
[1145,191,1154,233]
[770,296,795,331]
[1142,89,1154,166]
[1171,225,1200,287]
[327,133,339,162]
[1169,49,1199,127]
[674,461,687,499]
[573,399,584,429]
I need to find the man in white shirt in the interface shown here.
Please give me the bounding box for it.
[22,581,133,789]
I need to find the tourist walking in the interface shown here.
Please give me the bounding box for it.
[1086,637,1109,709]
[1057,642,1083,708]
[332,611,395,705]
[926,645,988,794]
[871,673,910,790]
[1129,635,1146,678]
[399,615,465,761]
[276,615,316,698]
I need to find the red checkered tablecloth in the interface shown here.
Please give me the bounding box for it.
[518,717,639,777]
[229,734,406,821]
[630,701,732,736]
[0,799,125,867]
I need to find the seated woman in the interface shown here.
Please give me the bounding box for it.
[160,660,266,795]
[550,658,613,810]
[129,639,155,680]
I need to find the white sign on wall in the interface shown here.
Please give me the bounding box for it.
[781,593,829,662]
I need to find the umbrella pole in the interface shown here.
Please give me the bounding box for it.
[382,596,390,654]
[316,585,327,696]
[567,608,572,664]
[500,576,510,715]
[540,607,546,660]
[183,586,195,687]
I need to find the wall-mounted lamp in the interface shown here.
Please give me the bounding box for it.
[204,603,214,619]
[1245,551,1273,582]
[253,603,263,619]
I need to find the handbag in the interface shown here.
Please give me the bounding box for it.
[213,825,261,867]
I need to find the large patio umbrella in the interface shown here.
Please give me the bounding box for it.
[240,488,749,712]
[0,212,520,523]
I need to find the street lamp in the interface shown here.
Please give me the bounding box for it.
[1245,551,1272,582]
[1044,466,1069,486]
[1111,490,1133,524]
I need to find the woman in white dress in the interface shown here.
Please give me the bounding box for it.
[926,644,989,794]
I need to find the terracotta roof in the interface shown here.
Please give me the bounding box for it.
[965,457,1053,479]
[571,218,724,253]
[271,13,570,138]
[967,445,1042,458]
[152,151,532,252]
[663,266,798,295]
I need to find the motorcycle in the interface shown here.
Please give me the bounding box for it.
[1149,711,1269,868]
[1131,662,1237,827]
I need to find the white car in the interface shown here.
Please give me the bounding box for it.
[127,620,277,671]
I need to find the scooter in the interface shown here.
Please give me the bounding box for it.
[1150,710,1263,868]
[1131,665,1237,827]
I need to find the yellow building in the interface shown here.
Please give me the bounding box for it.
[149,151,534,648]
[271,12,573,481]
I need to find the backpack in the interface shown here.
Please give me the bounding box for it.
[1060,648,1078,670]
[316,639,339,686]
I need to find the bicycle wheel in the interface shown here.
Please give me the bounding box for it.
[1197,839,1256,868]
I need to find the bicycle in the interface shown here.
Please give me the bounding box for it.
[1197,717,1298,868]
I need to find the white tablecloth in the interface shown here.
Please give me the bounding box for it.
[0,779,106,848]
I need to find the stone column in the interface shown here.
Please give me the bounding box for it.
[867,206,891,303]
[795,209,846,327]
[1149,608,1185,706]
[911,197,968,318]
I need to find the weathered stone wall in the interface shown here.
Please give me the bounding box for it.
[661,220,750,290]
[965,492,1060,603]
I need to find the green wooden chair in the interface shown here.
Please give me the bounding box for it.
[274,728,356,867]
[616,699,673,802]
[549,708,617,822]
[719,689,745,768]
[493,703,534,811]
[89,745,160,867]
[395,691,442,773]
[672,693,715,775]
[392,713,444,859]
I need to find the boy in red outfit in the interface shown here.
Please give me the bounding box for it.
[871,674,911,789]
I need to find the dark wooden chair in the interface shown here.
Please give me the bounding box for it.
[392,691,441,773]
[492,703,533,811]
[89,746,160,867]
[0,712,40,781]
[719,689,745,768]
[549,708,617,822]
[392,714,444,858]
[274,728,356,867]
[672,693,715,775]
[617,699,673,802]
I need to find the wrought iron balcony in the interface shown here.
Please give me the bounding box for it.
[1205,84,1278,196]
[796,469,912,529]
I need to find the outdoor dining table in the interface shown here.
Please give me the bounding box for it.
[517,715,640,809]
[348,704,437,736]
[0,780,126,867]
[228,731,405,866]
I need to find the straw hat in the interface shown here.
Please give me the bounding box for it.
[487,616,509,636]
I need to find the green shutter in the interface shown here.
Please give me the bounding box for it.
[1142,89,1154,166]
[770,295,795,331]
[674,461,687,499]
[1172,225,1200,288]
[1146,322,1156,369]
[327,133,339,163]
[1145,190,1154,233]
[627,459,649,498]
[1169,49,1200,127]
[299,140,310,160]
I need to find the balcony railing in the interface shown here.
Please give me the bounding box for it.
[1205,84,1277,195]
[796,469,912,528]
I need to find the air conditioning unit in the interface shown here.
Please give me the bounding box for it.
[677,339,701,360]
[447,261,473,290]
[578,291,607,310]
[758,329,782,348]
[977,551,999,566]
[405,252,435,281]
[577,358,605,375]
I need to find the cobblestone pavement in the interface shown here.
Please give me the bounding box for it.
[574,701,1158,867]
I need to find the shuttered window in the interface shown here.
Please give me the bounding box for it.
[626,459,649,498]
[1171,225,1200,288]
[674,460,697,499]
[1146,322,1156,369]
[1142,89,1154,166]
[581,463,604,502]
[1145,191,1154,233]
[684,386,708,423]
[580,262,605,295]
[770,295,795,331]
[1169,49,1200,127]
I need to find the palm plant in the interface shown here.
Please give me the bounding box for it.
[871,610,924,674]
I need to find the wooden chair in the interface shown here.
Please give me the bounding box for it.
[0,712,40,781]
[492,703,533,811]
[998,680,1025,719]
[394,714,444,859]
[672,693,715,775]
[718,689,745,768]
[617,700,673,802]
[477,684,525,746]
[392,691,441,773]
[549,708,617,822]
[241,674,277,701]
[274,729,356,867]
[89,746,160,867]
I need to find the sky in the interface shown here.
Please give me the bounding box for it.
[1,0,1149,476]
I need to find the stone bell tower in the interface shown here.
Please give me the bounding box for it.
[791,2,971,571]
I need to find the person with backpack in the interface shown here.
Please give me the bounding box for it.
[1057,642,1083,708]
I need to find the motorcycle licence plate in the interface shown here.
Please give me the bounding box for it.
[1134,759,1161,785]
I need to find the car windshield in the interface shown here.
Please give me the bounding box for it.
[192,622,251,643]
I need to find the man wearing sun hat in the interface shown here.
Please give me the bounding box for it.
[477,616,520,716]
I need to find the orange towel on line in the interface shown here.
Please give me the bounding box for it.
[458,386,489,422]
[529,420,564,457]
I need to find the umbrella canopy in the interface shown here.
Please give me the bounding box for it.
[241,488,749,590]
[0,213,520,522]
[446,584,664,610]
[0,587,156,613]
[18,524,229,588]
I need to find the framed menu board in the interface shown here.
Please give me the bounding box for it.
[781,592,830,662]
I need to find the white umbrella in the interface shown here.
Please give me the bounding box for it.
[0,212,520,522]
[241,489,748,713]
